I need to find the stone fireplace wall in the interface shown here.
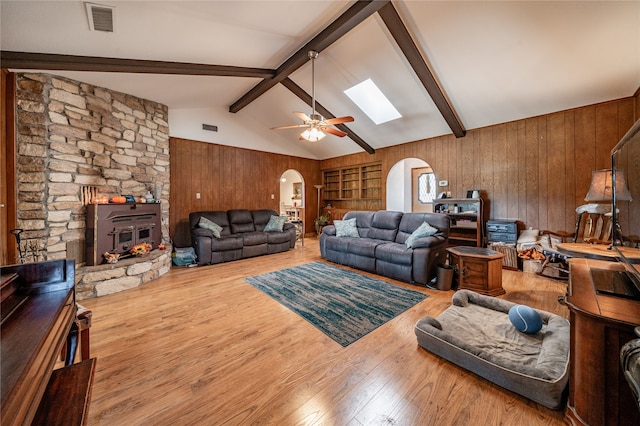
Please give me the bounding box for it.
[15,73,172,298]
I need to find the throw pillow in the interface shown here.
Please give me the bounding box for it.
[405,221,438,248]
[335,217,360,238]
[508,304,543,334]
[264,215,287,232]
[199,216,223,238]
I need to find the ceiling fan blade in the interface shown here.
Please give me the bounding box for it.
[270,124,309,130]
[324,127,347,137]
[294,111,311,123]
[324,116,354,125]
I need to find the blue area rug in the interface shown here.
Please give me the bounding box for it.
[245,262,428,346]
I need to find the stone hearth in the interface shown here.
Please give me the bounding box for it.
[75,247,172,300]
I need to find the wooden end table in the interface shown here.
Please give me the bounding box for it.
[447,246,505,296]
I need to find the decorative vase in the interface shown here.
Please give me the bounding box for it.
[472,190,480,199]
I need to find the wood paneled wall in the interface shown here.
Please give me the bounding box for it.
[169,138,321,247]
[320,97,638,237]
[170,96,638,247]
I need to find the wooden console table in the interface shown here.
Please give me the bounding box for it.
[558,243,640,263]
[565,258,640,426]
[447,246,505,296]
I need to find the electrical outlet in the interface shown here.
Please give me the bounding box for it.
[446,191,452,198]
[196,192,201,199]
[271,194,275,199]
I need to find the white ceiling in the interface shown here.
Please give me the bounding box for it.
[1,1,639,160]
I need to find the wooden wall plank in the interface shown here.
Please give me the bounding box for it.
[573,107,595,206]
[563,111,576,232]
[546,112,566,232]
[525,118,539,228]
[505,122,519,221]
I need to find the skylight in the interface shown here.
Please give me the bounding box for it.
[344,78,401,125]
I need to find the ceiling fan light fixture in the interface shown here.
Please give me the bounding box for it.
[301,127,326,142]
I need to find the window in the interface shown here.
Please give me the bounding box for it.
[344,78,401,125]
[418,172,436,203]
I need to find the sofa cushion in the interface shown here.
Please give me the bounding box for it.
[335,218,360,238]
[211,235,243,251]
[229,209,256,234]
[252,209,279,231]
[343,211,375,238]
[264,215,287,232]
[368,210,403,241]
[190,211,231,236]
[199,216,223,238]
[242,231,268,246]
[346,238,383,258]
[376,242,413,265]
[266,230,292,244]
[405,221,438,248]
[397,212,449,244]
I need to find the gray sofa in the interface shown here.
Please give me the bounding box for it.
[319,210,449,285]
[189,209,296,265]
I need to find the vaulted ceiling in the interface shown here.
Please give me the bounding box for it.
[1,1,638,160]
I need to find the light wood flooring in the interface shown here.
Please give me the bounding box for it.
[80,239,569,426]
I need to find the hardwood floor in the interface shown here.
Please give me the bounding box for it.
[80,239,568,426]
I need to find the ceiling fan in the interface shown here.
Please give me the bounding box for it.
[270,50,354,142]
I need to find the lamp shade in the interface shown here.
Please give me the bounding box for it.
[584,169,632,201]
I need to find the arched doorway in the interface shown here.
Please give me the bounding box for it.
[386,158,436,213]
[279,169,304,216]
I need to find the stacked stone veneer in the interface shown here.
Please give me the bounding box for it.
[15,73,172,300]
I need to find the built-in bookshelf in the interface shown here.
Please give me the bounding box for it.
[322,162,383,216]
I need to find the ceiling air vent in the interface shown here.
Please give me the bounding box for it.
[85,2,115,32]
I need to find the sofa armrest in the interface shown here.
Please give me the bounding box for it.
[283,222,295,231]
[191,232,213,265]
[322,225,336,236]
[192,227,215,239]
[409,234,447,249]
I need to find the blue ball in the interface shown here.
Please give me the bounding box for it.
[508,305,543,334]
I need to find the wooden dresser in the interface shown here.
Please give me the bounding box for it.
[565,258,640,426]
[1,259,95,426]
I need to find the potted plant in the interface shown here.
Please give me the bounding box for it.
[315,214,330,226]
[314,213,330,236]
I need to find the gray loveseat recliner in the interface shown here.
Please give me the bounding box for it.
[319,210,449,285]
[190,209,296,265]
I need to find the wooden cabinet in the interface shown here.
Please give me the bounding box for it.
[565,258,640,426]
[434,198,484,247]
[447,246,505,296]
[322,162,382,213]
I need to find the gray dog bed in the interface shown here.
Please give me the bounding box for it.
[415,290,570,409]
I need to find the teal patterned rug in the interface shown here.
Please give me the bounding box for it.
[245,262,428,346]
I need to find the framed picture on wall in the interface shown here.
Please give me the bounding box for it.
[293,182,302,198]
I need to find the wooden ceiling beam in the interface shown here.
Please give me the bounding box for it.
[229,0,389,114]
[281,78,375,154]
[0,51,275,78]
[377,3,466,138]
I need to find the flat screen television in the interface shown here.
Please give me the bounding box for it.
[603,117,640,298]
